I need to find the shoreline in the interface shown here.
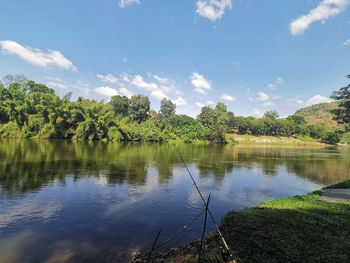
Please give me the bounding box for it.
[134,180,350,263]
[0,134,329,146]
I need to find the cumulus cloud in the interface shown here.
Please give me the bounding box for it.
[97,73,119,84]
[344,39,350,45]
[196,0,232,21]
[195,102,205,108]
[128,74,181,101]
[152,75,180,94]
[256,91,269,102]
[306,95,333,106]
[172,96,187,106]
[94,86,118,97]
[47,81,67,90]
[195,100,214,108]
[262,101,275,107]
[290,0,350,36]
[119,0,140,8]
[221,94,235,101]
[131,75,158,91]
[287,97,304,106]
[191,72,212,95]
[150,89,169,100]
[95,72,183,102]
[0,40,76,71]
[119,87,134,98]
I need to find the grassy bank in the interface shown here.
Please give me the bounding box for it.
[137,181,350,263]
[226,134,324,145]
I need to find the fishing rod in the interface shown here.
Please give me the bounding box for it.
[174,145,233,257]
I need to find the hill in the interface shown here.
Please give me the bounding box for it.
[294,102,342,130]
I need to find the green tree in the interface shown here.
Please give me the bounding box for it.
[215,102,227,113]
[263,110,279,120]
[287,115,306,125]
[129,95,150,123]
[27,80,55,94]
[197,103,229,143]
[110,95,130,116]
[160,98,176,117]
[332,75,350,131]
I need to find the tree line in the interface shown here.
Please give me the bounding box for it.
[0,74,348,144]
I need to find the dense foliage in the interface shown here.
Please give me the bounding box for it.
[0,74,344,144]
[332,75,350,131]
[0,75,210,143]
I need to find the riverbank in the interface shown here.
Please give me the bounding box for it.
[134,180,350,263]
[0,134,328,146]
[226,134,326,145]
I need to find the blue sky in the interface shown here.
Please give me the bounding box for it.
[0,0,349,117]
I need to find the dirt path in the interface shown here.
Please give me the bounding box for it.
[320,189,350,202]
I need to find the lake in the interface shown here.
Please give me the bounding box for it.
[0,139,349,263]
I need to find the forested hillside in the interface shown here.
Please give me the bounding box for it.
[295,102,341,129]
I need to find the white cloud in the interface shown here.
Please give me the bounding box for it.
[119,0,140,8]
[195,100,214,108]
[97,73,119,84]
[95,72,182,102]
[153,75,180,94]
[47,81,67,90]
[131,75,158,91]
[221,94,235,101]
[195,102,205,108]
[268,77,284,91]
[256,91,269,102]
[207,100,215,106]
[252,108,264,117]
[262,101,275,107]
[94,86,118,97]
[287,97,304,106]
[344,39,350,45]
[272,95,281,100]
[172,96,187,106]
[0,40,76,71]
[119,87,134,98]
[306,95,333,106]
[196,0,232,21]
[129,74,181,101]
[191,72,212,95]
[151,89,169,100]
[290,0,350,36]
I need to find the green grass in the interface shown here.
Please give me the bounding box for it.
[296,135,319,143]
[148,181,350,263]
[227,134,323,145]
[200,181,350,263]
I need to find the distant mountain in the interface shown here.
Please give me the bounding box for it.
[294,102,341,129]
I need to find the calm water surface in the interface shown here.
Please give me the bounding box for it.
[0,139,350,262]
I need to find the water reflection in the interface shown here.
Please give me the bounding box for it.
[0,139,350,262]
[0,140,349,196]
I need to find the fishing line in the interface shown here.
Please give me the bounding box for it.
[174,145,232,257]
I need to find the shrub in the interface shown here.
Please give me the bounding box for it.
[0,121,22,137]
[107,126,123,141]
[322,130,342,145]
[74,118,98,140]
